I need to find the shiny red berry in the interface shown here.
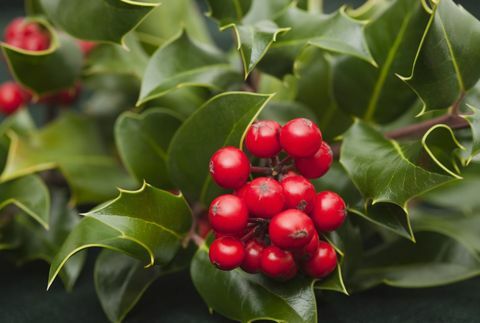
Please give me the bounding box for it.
[0,82,28,115]
[294,231,319,261]
[209,194,248,234]
[234,182,250,200]
[78,40,96,56]
[260,246,297,280]
[4,18,40,42]
[302,241,337,278]
[295,142,333,179]
[209,147,250,189]
[280,175,316,213]
[280,118,322,158]
[241,239,264,273]
[21,32,50,51]
[244,177,285,218]
[245,120,281,158]
[269,209,315,249]
[311,191,346,232]
[209,237,245,270]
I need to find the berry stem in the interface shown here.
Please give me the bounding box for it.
[250,166,272,175]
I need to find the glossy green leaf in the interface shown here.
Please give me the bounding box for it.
[138,32,240,105]
[463,104,480,163]
[115,109,182,189]
[1,24,82,96]
[168,92,273,205]
[1,113,134,205]
[94,246,193,323]
[191,245,317,323]
[205,0,253,25]
[39,0,158,45]
[48,183,192,289]
[340,121,456,238]
[315,265,348,295]
[402,0,480,113]
[0,175,49,229]
[10,191,86,291]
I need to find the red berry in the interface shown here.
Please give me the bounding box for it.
[234,182,250,200]
[4,18,40,42]
[311,191,346,232]
[21,32,49,51]
[303,241,337,278]
[279,170,298,181]
[260,246,297,280]
[0,82,28,115]
[241,239,264,273]
[244,177,285,218]
[209,194,248,234]
[280,175,316,213]
[294,231,319,261]
[209,147,250,189]
[245,120,281,158]
[209,237,245,270]
[295,142,333,179]
[280,118,322,158]
[78,40,96,56]
[56,85,81,105]
[269,209,315,249]
[214,231,244,239]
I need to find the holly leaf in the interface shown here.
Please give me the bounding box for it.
[137,32,240,105]
[340,121,456,238]
[0,113,134,205]
[8,191,86,291]
[1,21,82,96]
[191,244,317,323]
[205,0,253,25]
[167,92,273,205]
[48,183,192,289]
[94,246,193,323]
[462,104,480,163]
[402,0,480,113]
[115,108,182,189]
[39,0,159,45]
[0,175,50,229]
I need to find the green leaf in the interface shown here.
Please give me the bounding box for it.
[463,104,480,163]
[259,6,375,77]
[1,23,82,96]
[205,0,253,25]
[39,0,159,45]
[1,113,134,204]
[402,0,480,113]
[315,265,348,295]
[191,245,317,323]
[168,92,273,204]
[48,183,192,289]
[115,108,182,189]
[137,32,240,105]
[10,191,86,291]
[0,175,50,229]
[94,246,193,323]
[351,231,480,291]
[340,120,456,238]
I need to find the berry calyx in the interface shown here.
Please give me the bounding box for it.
[0,82,29,115]
[209,146,250,189]
[260,246,297,280]
[280,118,322,158]
[209,237,245,271]
[280,175,316,213]
[269,209,315,249]
[295,142,333,179]
[302,241,337,278]
[209,194,248,234]
[245,120,282,158]
[311,191,347,232]
[244,177,285,218]
[241,239,264,273]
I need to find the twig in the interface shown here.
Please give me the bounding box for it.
[251,166,272,175]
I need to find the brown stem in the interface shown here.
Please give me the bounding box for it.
[183,203,206,247]
[251,166,272,175]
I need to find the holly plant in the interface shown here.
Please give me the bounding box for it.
[1,0,480,322]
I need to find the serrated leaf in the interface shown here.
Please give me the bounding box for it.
[340,121,456,238]
[137,32,240,105]
[205,0,253,25]
[95,246,193,323]
[115,108,182,189]
[167,92,273,205]
[1,113,134,205]
[1,23,82,96]
[8,191,86,291]
[315,265,348,295]
[39,0,158,45]
[0,175,49,229]
[191,245,317,323]
[402,0,480,113]
[48,183,192,289]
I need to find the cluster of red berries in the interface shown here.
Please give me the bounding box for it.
[207,118,346,280]
[4,17,50,51]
